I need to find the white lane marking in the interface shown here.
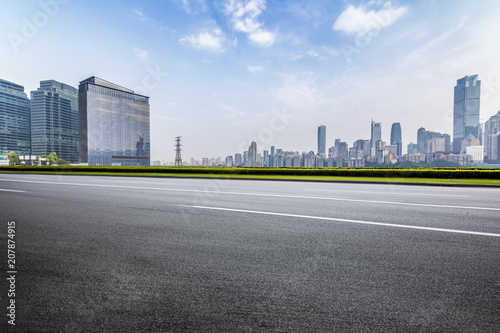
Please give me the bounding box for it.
[304,189,470,197]
[1,178,499,211]
[185,205,500,238]
[0,189,25,192]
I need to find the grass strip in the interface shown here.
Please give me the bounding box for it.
[1,169,500,185]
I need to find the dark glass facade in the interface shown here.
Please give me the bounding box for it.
[0,79,31,156]
[453,75,480,152]
[390,122,402,156]
[79,77,150,166]
[31,80,79,162]
[317,125,326,155]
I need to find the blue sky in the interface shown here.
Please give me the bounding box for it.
[1,0,500,161]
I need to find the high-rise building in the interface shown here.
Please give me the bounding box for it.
[248,141,257,164]
[78,77,150,166]
[417,127,426,154]
[234,153,242,166]
[263,150,269,166]
[407,142,418,155]
[0,78,31,156]
[30,80,79,162]
[453,75,481,151]
[317,125,326,155]
[390,122,402,156]
[370,120,381,157]
[484,110,500,160]
[338,142,348,159]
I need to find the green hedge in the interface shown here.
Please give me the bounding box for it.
[1,166,500,179]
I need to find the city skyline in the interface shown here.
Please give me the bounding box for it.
[2,1,500,161]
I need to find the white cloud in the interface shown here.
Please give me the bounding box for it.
[214,102,246,117]
[180,0,207,14]
[248,30,275,46]
[133,9,146,21]
[247,65,263,72]
[133,47,149,59]
[307,50,319,57]
[333,2,408,36]
[179,29,226,52]
[224,0,275,47]
[321,46,339,57]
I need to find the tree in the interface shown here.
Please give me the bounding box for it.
[7,152,19,166]
[47,152,59,165]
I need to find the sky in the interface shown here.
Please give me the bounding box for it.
[1,0,500,162]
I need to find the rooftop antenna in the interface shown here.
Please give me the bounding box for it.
[175,136,182,167]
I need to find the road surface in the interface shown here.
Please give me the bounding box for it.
[0,174,499,332]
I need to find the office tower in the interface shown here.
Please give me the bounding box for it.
[407,143,418,155]
[234,153,242,166]
[443,134,452,152]
[428,137,446,153]
[390,122,402,156]
[225,156,233,167]
[334,138,341,152]
[243,151,248,165]
[353,139,369,158]
[328,146,336,158]
[338,142,348,159]
[370,120,381,157]
[317,125,326,155]
[269,145,275,166]
[417,127,426,154]
[453,75,481,151]
[263,150,269,166]
[484,111,500,160]
[375,140,386,164]
[78,77,150,166]
[30,80,79,163]
[248,141,257,163]
[0,78,31,156]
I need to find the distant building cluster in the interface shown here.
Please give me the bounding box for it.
[0,77,150,166]
[183,75,500,168]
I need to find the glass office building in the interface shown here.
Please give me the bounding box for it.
[0,78,31,156]
[31,80,79,162]
[453,75,480,152]
[390,122,402,156]
[79,77,150,166]
[370,120,381,157]
[317,125,326,155]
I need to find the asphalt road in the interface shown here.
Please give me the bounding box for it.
[0,174,499,332]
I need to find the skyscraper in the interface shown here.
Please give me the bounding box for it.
[0,78,31,156]
[370,120,381,157]
[417,127,426,154]
[248,141,257,164]
[390,122,402,156]
[484,110,500,160]
[79,77,150,166]
[453,75,481,152]
[317,125,326,155]
[31,80,79,162]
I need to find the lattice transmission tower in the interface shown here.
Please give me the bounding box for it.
[174,136,182,166]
